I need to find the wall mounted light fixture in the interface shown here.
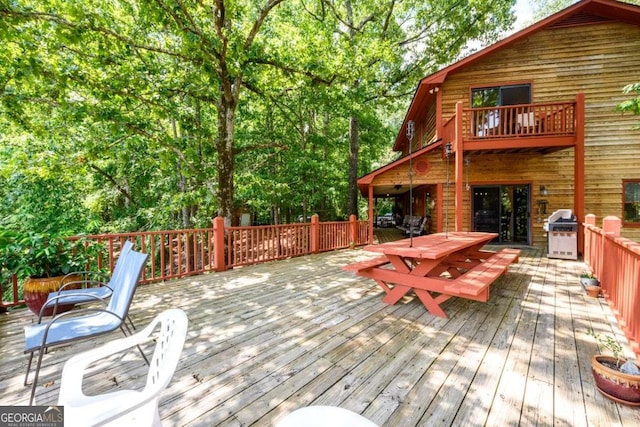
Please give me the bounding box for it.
[406,120,415,141]
[445,142,453,157]
[540,185,548,196]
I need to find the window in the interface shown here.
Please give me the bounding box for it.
[471,84,531,108]
[471,84,532,136]
[623,180,640,226]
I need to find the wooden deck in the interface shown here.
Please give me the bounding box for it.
[1,246,639,426]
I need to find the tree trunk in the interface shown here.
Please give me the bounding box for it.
[346,1,360,218]
[216,84,237,227]
[347,114,359,217]
[173,118,192,229]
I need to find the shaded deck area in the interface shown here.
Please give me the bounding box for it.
[1,245,638,426]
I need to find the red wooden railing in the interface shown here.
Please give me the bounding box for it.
[319,221,350,252]
[1,214,369,310]
[226,222,312,267]
[462,100,576,140]
[583,214,640,359]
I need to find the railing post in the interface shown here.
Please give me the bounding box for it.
[600,216,621,298]
[310,214,320,253]
[368,185,374,244]
[585,214,596,226]
[603,216,621,237]
[454,101,464,231]
[575,93,586,255]
[349,214,357,248]
[213,216,226,272]
[583,214,597,268]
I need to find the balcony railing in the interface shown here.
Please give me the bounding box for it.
[584,214,640,359]
[1,215,370,310]
[463,101,576,140]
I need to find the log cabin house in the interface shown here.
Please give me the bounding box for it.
[359,0,640,252]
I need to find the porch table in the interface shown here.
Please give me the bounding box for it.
[343,232,520,318]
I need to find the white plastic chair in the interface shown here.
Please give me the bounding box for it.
[57,308,188,427]
[276,406,379,427]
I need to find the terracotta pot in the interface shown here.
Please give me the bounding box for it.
[591,355,640,406]
[23,275,81,316]
[585,285,601,298]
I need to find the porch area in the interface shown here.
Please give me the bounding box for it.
[0,246,638,426]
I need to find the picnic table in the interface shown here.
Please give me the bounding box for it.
[343,232,520,318]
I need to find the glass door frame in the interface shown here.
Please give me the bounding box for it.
[471,184,531,244]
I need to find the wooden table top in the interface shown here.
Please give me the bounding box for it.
[363,232,497,259]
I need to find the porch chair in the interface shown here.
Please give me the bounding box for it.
[24,249,148,405]
[58,308,188,427]
[276,406,378,427]
[396,215,411,231]
[405,216,427,236]
[42,240,135,327]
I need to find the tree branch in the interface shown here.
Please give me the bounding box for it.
[243,0,288,53]
[249,57,337,85]
[88,163,135,205]
[1,7,202,64]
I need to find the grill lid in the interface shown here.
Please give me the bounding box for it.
[544,209,577,232]
[546,209,576,224]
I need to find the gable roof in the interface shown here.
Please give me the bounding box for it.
[393,0,640,151]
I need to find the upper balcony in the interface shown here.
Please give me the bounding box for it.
[443,95,583,154]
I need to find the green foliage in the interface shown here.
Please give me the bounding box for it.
[616,83,640,129]
[530,0,574,22]
[0,227,98,280]
[0,0,517,230]
[0,128,94,234]
[587,328,624,367]
[580,271,596,279]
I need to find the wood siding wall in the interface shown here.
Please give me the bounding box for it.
[422,97,438,147]
[372,149,573,245]
[428,21,640,244]
[402,97,438,156]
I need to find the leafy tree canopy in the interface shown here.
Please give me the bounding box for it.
[0,0,516,234]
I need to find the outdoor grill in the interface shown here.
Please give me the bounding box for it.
[544,209,578,260]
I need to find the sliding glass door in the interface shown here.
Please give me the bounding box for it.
[472,185,530,244]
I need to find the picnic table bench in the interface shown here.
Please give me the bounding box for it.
[342,256,390,272]
[343,232,521,318]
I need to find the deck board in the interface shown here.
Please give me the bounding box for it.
[1,246,639,426]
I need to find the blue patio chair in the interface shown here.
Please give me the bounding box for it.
[42,240,135,325]
[24,249,149,405]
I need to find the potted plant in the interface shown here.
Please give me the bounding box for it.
[580,271,601,297]
[587,329,640,406]
[0,229,96,316]
[580,271,600,287]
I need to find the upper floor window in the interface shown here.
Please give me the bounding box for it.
[471,84,531,107]
[470,84,532,137]
[623,180,640,226]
